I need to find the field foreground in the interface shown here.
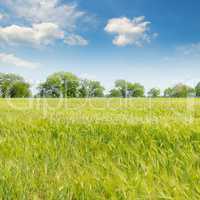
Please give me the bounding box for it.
[0,98,200,199]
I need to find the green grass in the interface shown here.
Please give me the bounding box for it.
[0,98,200,199]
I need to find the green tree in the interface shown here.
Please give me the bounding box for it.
[38,72,80,98]
[111,80,145,98]
[38,77,61,98]
[9,82,31,98]
[148,88,160,98]
[79,79,104,97]
[164,84,195,97]
[164,87,173,97]
[0,73,31,98]
[129,83,145,97]
[195,82,200,97]
[172,84,194,97]
[115,80,129,98]
[109,89,122,97]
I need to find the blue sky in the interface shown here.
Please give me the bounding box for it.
[0,0,200,93]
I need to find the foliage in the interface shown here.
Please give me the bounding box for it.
[1,72,200,98]
[79,79,105,97]
[114,79,129,97]
[129,82,145,97]
[195,82,200,97]
[38,72,79,98]
[109,89,122,97]
[164,87,173,97]
[9,82,31,98]
[38,73,105,98]
[110,80,145,97]
[148,88,160,97]
[172,84,195,97]
[164,84,195,97]
[0,73,31,98]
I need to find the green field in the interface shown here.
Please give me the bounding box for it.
[0,98,200,199]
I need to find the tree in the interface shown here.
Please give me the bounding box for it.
[115,80,129,98]
[0,73,31,98]
[164,87,173,97]
[38,72,80,98]
[109,89,122,97]
[172,84,194,97]
[195,82,200,97]
[164,84,195,97]
[129,83,145,97]
[38,79,61,98]
[148,88,160,98]
[9,82,31,98]
[79,79,104,97]
[110,80,145,98]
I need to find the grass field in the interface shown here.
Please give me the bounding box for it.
[0,98,200,199]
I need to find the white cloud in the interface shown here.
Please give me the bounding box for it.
[0,13,4,20]
[0,23,64,46]
[3,0,84,30]
[0,53,40,69]
[0,0,88,46]
[177,43,200,56]
[105,16,155,47]
[64,34,88,46]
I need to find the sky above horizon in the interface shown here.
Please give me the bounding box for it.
[0,0,200,93]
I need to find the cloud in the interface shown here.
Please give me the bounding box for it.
[105,16,155,47]
[176,43,200,56]
[0,13,4,20]
[161,43,200,64]
[0,0,88,46]
[0,23,64,46]
[64,34,88,46]
[3,0,84,30]
[0,53,40,69]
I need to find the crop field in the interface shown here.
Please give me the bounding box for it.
[0,98,200,199]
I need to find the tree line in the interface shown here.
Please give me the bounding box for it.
[0,72,200,98]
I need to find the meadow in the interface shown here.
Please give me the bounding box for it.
[0,98,200,199]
